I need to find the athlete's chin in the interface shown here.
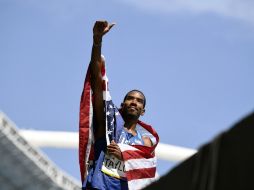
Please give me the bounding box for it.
[122,109,140,120]
[125,112,140,120]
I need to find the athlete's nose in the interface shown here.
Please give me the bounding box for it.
[130,99,137,106]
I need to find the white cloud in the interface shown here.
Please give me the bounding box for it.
[117,0,254,23]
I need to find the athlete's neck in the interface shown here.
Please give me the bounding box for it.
[124,121,138,135]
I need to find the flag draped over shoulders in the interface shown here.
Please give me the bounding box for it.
[79,61,159,189]
[119,120,159,190]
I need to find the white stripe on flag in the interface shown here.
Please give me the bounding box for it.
[118,144,139,151]
[103,91,111,101]
[125,157,157,171]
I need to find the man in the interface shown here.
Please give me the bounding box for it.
[79,20,159,190]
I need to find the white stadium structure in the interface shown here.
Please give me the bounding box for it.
[0,112,196,190]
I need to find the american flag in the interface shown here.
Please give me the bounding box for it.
[79,63,159,190]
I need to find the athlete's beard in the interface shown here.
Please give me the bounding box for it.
[121,107,140,122]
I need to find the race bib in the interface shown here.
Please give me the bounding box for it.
[101,153,126,180]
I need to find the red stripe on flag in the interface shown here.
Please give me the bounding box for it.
[79,65,92,183]
[102,80,107,91]
[122,149,154,160]
[126,167,156,181]
[101,64,105,76]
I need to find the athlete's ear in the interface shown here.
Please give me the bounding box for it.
[141,108,145,116]
[120,103,124,108]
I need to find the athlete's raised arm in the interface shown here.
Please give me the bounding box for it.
[90,20,115,140]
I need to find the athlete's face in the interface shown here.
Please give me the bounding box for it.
[121,91,145,120]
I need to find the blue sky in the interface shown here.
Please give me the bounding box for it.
[1,0,254,183]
